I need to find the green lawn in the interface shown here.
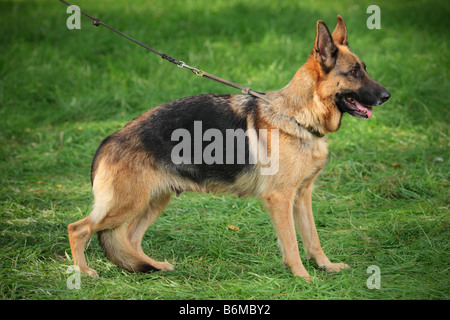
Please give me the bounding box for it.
[0,0,448,300]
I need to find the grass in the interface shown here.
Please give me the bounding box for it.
[0,0,449,300]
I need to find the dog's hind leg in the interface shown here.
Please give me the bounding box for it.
[68,216,99,277]
[126,192,174,271]
[68,174,147,277]
[69,157,171,276]
[91,162,173,274]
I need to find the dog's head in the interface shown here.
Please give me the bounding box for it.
[313,16,390,119]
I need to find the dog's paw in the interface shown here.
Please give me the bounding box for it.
[81,267,99,278]
[156,261,175,271]
[292,270,315,284]
[303,274,315,284]
[319,262,350,273]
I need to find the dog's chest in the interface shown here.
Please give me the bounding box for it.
[276,136,329,188]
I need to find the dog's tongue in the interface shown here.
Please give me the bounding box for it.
[355,101,373,118]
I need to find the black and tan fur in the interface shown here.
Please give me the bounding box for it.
[68,16,390,282]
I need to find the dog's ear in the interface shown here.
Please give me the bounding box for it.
[314,20,337,72]
[332,15,348,46]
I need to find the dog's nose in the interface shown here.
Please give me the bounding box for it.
[380,89,391,103]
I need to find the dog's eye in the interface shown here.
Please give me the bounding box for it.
[344,66,360,78]
[347,69,357,77]
[347,65,361,78]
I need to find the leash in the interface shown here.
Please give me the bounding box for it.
[59,0,271,104]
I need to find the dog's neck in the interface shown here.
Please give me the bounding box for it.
[261,60,342,139]
[261,67,325,139]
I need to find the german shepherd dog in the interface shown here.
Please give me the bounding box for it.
[68,16,390,282]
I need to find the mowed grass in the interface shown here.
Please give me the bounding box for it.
[0,0,449,300]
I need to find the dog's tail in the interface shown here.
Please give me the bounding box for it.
[97,225,160,273]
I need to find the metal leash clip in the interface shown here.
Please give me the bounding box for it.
[177,61,203,76]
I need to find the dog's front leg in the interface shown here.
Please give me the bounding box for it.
[294,181,350,273]
[264,192,312,282]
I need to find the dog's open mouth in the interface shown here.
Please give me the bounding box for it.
[342,95,373,119]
